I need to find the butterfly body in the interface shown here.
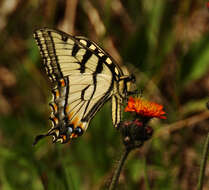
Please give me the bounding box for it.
[33,28,135,144]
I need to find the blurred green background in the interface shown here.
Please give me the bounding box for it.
[0,0,209,189]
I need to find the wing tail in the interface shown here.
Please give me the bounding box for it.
[111,95,122,128]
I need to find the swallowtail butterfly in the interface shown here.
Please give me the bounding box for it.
[33,28,136,145]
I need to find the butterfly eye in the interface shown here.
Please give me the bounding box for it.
[131,74,136,83]
[74,127,83,136]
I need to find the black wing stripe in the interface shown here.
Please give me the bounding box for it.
[80,50,92,73]
[95,58,104,73]
[82,90,111,121]
[81,85,91,100]
[42,31,58,81]
[82,75,114,121]
[64,77,69,116]
[34,32,53,81]
[82,59,113,120]
[72,43,80,56]
[48,31,64,79]
[61,34,68,42]
[95,55,107,74]
[84,74,98,113]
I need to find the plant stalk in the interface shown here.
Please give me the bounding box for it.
[109,148,131,190]
[197,132,209,190]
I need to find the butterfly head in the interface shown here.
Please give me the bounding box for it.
[118,74,137,98]
[126,74,137,95]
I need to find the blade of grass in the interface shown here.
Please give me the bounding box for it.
[197,132,209,190]
[109,148,131,190]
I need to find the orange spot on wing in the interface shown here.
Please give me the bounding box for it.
[55,90,60,98]
[65,105,70,113]
[53,117,58,124]
[62,135,67,141]
[72,117,79,126]
[67,112,74,120]
[59,79,66,87]
[51,103,58,112]
[70,133,78,138]
[54,104,58,112]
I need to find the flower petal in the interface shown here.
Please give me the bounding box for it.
[125,96,166,119]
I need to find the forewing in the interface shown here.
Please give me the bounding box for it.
[33,28,117,81]
[75,36,124,77]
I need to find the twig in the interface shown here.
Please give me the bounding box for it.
[154,111,209,138]
[58,0,78,34]
[81,0,106,37]
[197,132,209,190]
[81,0,122,64]
[108,119,153,189]
[99,0,135,33]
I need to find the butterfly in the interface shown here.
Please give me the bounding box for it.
[33,28,136,145]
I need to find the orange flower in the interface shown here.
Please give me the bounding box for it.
[125,97,166,119]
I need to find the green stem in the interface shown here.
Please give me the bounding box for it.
[109,148,131,190]
[197,132,209,190]
[143,158,151,190]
